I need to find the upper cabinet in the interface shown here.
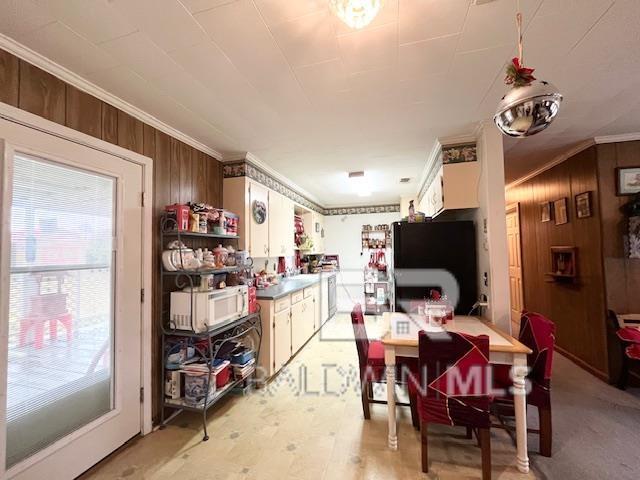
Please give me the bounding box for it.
[269,190,294,257]
[300,210,325,254]
[418,148,480,218]
[223,176,296,258]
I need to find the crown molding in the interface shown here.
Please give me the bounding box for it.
[505,139,595,190]
[506,132,640,190]
[0,33,223,160]
[593,132,640,144]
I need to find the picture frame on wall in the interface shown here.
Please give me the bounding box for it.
[554,198,569,225]
[575,191,593,219]
[540,201,552,223]
[616,166,640,195]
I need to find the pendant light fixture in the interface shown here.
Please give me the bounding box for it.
[494,2,563,137]
[329,0,384,30]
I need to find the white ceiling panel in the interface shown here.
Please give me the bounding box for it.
[254,0,327,26]
[337,22,398,74]
[456,0,543,53]
[0,0,54,39]
[270,11,340,67]
[294,59,350,98]
[19,22,119,77]
[399,0,470,45]
[398,34,459,80]
[110,0,209,52]
[4,0,640,204]
[99,32,182,81]
[195,0,311,116]
[180,0,238,14]
[33,0,138,44]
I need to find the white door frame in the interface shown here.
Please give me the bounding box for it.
[0,102,154,471]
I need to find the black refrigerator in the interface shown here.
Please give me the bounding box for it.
[392,221,477,315]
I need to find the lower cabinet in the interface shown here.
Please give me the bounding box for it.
[291,295,314,354]
[258,283,323,380]
[273,307,291,372]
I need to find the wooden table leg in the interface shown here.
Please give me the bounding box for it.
[512,353,530,473]
[385,345,398,450]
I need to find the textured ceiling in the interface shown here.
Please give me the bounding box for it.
[2,0,640,204]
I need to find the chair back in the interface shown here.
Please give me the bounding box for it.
[350,304,369,369]
[519,311,556,388]
[416,331,491,426]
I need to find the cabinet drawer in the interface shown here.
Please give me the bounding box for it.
[291,290,304,304]
[303,287,314,299]
[275,296,290,313]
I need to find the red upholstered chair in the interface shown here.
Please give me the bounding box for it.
[350,304,417,423]
[608,310,640,389]
[493,311,555,457]
[410,331,492,479]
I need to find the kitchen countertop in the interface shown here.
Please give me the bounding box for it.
[255,271,336,300]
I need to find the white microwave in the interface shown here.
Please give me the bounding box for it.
[170,285,249,333]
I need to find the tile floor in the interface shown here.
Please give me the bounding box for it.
[81,314,542,480]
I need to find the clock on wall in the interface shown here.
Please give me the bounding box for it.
[252,200,267,224]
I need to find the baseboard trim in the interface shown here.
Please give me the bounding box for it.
[555,346,609,383]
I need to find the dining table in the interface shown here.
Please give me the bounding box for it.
[380,312,533,474]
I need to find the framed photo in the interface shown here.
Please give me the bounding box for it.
[616,166,640,195]
[540,202,552,223]
[554,198,568,225]
[575,192,592,219]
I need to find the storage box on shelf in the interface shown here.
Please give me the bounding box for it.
[159,211,262,441]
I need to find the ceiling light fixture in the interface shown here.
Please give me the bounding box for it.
[494,1,562,138]
[329,0,384,30]
[348,171,373,197]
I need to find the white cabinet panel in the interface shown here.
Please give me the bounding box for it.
[249,180,270,257]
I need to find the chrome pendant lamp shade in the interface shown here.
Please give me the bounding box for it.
[494,80,563,138]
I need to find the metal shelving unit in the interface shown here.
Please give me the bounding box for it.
[159,215,261,441]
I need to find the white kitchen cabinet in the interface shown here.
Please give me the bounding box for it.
[249,181,270,256]
[290,298,305,354]
[417,159,479,217]
[224,177,296,258]
[273,307,291,372]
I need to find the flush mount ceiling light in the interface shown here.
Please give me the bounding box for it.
[348,171,372,197]
[329,0,384,30]
[494,2,562,138]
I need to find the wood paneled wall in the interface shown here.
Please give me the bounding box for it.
[0,49,223,421]
[506,147,609,379]
[597,141,640,314]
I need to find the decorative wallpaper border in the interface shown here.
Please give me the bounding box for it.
[442,142,477,164]
[324,204,401,216]
[223,160,400,216]
[223,160,324,213]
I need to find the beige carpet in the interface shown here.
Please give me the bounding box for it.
[80,314,640,480]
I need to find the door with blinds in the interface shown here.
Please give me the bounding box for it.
[0,117,143,479]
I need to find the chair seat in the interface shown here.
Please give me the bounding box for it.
[367,340,385,367]
[365,340,419,382]
[618,327,640,344]
[626,343,640,361]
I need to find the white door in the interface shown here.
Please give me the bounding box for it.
[506,205,524,334]
[0,117,143,479]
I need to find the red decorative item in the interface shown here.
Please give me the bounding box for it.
[248,286,257,314]
[505,57,536,87]
[165,204,190,231]
[429,289,441,301]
